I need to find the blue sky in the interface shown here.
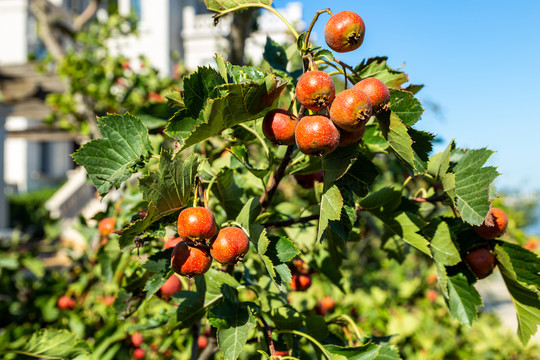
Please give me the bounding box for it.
[274,0,540,194]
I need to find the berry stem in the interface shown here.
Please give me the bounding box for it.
[259,315,278,359]
[303,8,333,51]
[212,4,299,40]
[333,58,361,81]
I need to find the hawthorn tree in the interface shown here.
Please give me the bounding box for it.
[5,1,540,359]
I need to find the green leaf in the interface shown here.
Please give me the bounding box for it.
[196,268,242,305]
[378,111,416,171]
[235,197,261,230]
[324,343,401,360]
[322,146,360,185]
[499,267,540,345]
[205,0,272,13]
[251,224,290,291]
[317,185,343,242]
[494,240,540,295]
[264,37,288,72]
[266,236,300,263]
[142,249,174,300]
[334,152,380,198]
[168,291,205,330]
[360,187,401,213]
[313,49,335,62]
[389,89,424,126]
[139,151,200,215]
[71,113,152,197]
[166,63,285,150]
[229,145,271,178]
[355,57,409,88]
[429,220,461,266]
[211,301,256,360]
[450,148,500,225]
[409,128,433,164]
[16,329,90,359]
[378,211,431,256]
[203,166,245,219]
[427,140,455,180]
[362,124,388,154]
[446,272,482,326]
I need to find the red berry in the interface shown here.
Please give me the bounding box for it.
[177,207,217,242]
[296,71,335,111]
[473,207,508,239]
[210,227,250,265]
[426,289,438,302]
[329,88,372,132]
[295,115,340,157]
[57,295,76,310]
[171,241,212,277]
[465,247,496,279]
[131,332,143,347]
[293,171,324,189]
[198,336,208,350]
[133,348,145,359]
[353,78,391,115]
[291,273,312,291]
[426,273,438,285]
[98,217,115,236]
[164,236,183,250]
[160,274,182,298]
[339,126,366,147]
[262,109,299,145]
[316,296,335,315]
[324,11,365,53]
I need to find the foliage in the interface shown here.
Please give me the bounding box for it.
[3,1,540,359]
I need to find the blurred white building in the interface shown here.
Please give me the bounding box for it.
[0,0,303,226]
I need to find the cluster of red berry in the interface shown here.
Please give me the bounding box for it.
[262,11,391,157]
[170,207,250,278]
[465,207,508,279]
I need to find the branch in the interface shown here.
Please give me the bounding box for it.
[259,315,277,359]
[260,145,295,212]
[263,214,319,229]
[73,0,101,31]
[410,195,446,203]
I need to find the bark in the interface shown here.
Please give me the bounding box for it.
[227,8,258,65]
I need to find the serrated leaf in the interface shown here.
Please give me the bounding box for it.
[17,329,90,359]
[314,49,334,62]
[139,151,200,215]
[378,211,431,256]
[378,111,416,171]
[450,148,500,225]
[446,272,482,326]
[118,206,159,249]
[428,220,461,266]
[235,197,261,230]
[142,249,174,300]
[266,236,300,263]
[499,267,540,345]
[323,146,360,185]
[362,124,388,153]
[166,63,285,149]
[72,113,152,196]
[212,301,256,360]
[494,240,540,294]
[168,291,205,330]
[317,185,343,242]
[334,152,379,198]
[427,140,455,180]
[196,268,241,305]
[355,57,409,88]
[389,89,424,126]
[206,167,245,219]
[251,224,290,291]
[409,128,433,163]
[360,187,402,212]
[264,37,288,72]
[229,145,271,178]
[205,0,272,13]
[324,343,400,360]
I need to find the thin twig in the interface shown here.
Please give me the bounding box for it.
[334,58,361,81]
[410,195,447,203]
[259,315,277,359]
[260,145,295,212]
